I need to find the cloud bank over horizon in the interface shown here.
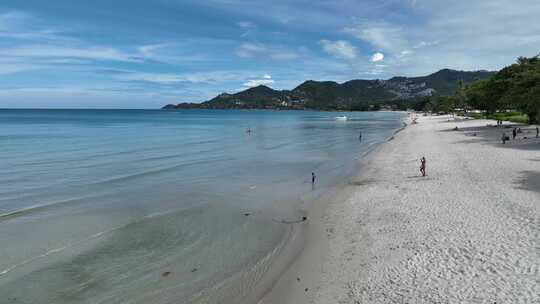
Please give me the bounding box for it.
[0,0,539,108]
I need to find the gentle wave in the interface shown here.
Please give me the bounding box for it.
[88,156,234,186]
[0,194,106,222]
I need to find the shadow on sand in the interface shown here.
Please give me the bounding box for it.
[438,120,540,151]
[515,170,540,194]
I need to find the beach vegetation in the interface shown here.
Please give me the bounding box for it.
[420,53,540,124]
[465,111,529,124]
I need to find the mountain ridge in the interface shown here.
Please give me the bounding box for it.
[163,69,495,111]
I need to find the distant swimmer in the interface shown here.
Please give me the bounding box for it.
[246,127,252,134]
[420,157,426,177]
[311,172,316,185]
[359,132,362,141]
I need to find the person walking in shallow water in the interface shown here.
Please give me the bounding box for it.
[311,172,316,185]
[420,157,426,177]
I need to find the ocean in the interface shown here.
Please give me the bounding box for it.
[0,109,404,303]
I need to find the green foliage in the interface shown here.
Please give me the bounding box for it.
[466,111,529,124]
[502,114,529,124]
[416,95,458,114]
[456,54,540,124]
[466,112,484,119]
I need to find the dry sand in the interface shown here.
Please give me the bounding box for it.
[261,115,540,304]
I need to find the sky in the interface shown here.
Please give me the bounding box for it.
[0,0,539,108]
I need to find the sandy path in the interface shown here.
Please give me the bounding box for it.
[262,115,540,304]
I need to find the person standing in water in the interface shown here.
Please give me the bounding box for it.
[311,172,316,185]
[420,157,426,177]
[536,126,539,138]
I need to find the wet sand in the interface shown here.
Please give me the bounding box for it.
[261,115,540,303]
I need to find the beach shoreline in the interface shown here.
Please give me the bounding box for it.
[238,115,409,304]
[254,115,409,304]
[261,114,540,303]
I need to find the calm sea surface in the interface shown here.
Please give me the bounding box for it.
[0,109,404,303]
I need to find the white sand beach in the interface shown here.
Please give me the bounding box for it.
[262,115,540,303]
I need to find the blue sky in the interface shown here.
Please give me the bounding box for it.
[1,0,539,108]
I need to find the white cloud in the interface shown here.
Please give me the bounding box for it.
[0,12,199,65]
[344,22,406,53]
[134,43,205,64]
[0,63,41,75]
[137,44,167,58]
[243,74,274,87]
[319,39,357,60]
[243,79,274,87]
[400,50,413,56]
[413,41,440,49]
[235,42,299,60]
[337,1,540,77]
[0,11,151,67]
[235,42,267,58]
[370,52,384,62]
[237,21,257,37]
[0,11,65,41]
[115,71,244,84]
[0,42,202,66]
[0,45,141,62]
[237,21,255,29]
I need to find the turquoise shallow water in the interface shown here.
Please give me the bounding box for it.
[0,109,404,303]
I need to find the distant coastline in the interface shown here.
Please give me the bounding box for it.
[163,69,494,111]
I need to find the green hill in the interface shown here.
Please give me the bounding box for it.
[164,69,495,111]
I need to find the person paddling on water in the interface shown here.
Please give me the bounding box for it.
[420,157,426,177]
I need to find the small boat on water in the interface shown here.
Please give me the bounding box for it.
[335,116,348,121]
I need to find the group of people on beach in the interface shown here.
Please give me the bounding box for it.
[502,126,539,144]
